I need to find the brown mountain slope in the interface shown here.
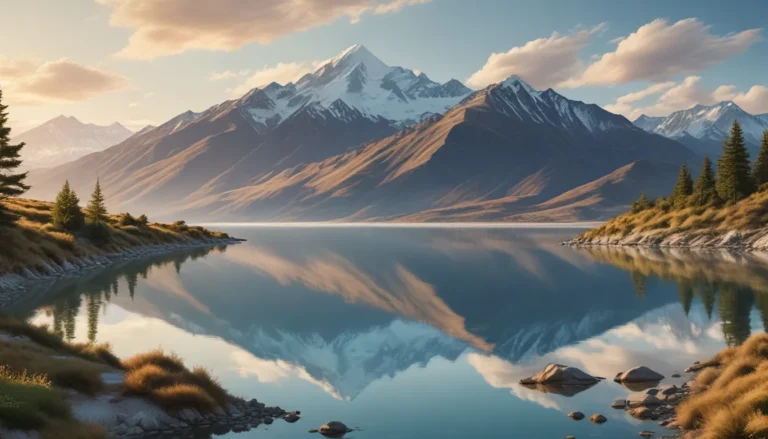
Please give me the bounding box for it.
[169,79,699,222]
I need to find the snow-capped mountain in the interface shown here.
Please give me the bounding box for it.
[237,44,471,130]
[15,116,133,169]
[632,114,665,132]
[633,102,768,157]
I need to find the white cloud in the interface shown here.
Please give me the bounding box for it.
[604,82,675,116]
[97,0,433,59]
[466,24,605,90]
[228,62,315,96]
[563,18,762,87]
[607,76,768,119]
[209,69,251,81]
[713,85,768,114]
[0,56,129,105]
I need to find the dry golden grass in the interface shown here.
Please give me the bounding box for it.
[122,349,228,413]
[41,420,108,439]
[677,334,768,439]
[0,197,230,275]
[580,188,768,241]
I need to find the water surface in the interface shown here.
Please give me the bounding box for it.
[12,226,768,439]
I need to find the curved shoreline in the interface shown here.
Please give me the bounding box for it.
[0,238,244,308]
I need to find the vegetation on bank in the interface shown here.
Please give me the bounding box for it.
[0,91,230,276]
[581,121,768,240]
[677,333,768,439]
[0,314,230,435]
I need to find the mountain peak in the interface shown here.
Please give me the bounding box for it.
[501,75,538,95]
[324,43,390,78]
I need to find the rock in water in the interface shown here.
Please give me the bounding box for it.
[520,364,599,386]
[639,431,654,438]
[589,414,607,424]
[319,421,350,437]
[614,366,665,383]
[628,394,662,408]
[611,399,626,409]
[568,412,585,420]
[285,413,300,423]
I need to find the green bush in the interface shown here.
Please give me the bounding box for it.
[137,214,149,227]
[83,222,111,246]
[0,367,70,430]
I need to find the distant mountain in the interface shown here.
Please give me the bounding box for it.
[172,77,699,222]
[633,114,665,132]
[26,45,470,212]
[14,116,133,169]
[633,102,768,158]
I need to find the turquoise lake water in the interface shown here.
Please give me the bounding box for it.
[11,226,768,439]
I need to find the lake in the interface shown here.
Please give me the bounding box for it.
[10,226,768,439]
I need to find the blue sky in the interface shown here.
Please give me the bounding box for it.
[1,0,766,132]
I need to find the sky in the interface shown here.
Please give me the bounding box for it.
[1,0,767,133]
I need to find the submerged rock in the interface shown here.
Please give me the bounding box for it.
[568,412,585,420]
[614,366,665,383]
[520,364,600,386]
[319,421,350,437]
[589,414,607,424]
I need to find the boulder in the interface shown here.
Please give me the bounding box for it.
[639,431,654,438]
[611,398,627,409]
[614,366,665,383]
[520,364,599,386]
[320,421,350,436]
[628,394,662,408]
[568,412,584,420]
[628,407,652,420]
[285,413,301,423]
[589,414,607,424]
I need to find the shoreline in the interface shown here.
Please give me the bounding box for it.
[563,228,768,252]
[0,237,244,309]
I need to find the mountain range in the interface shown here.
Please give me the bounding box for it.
[633,101,768,158]
[26,45,700,222]
[14,116,133,170]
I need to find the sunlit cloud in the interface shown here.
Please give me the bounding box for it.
[0,56,129,105]
[97,0,433,59]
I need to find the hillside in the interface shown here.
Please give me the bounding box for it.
[569,187,768,249]
[0,198,231,280]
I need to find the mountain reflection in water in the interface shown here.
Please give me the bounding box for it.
[12,227,768,439]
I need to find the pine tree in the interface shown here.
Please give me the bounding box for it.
[630,193,654,213]
[0,90,30,224]
[717,120,755,203]
[753,130,768,188]
[52,180,84,231]
[691,156,719,206]
[85,179,107,224]
[672,163,694,205]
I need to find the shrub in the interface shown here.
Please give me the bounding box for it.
[189,367,229,406]
[136,214,149,227]
[83,222,111,246]
[118,213,137,227]
[150,384,217,413]
[0,366,70,430]
[123,349,186,373]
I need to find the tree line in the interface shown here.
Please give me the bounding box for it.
[632,120,768,213]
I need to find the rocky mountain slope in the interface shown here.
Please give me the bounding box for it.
[172,77,699,222]
[14,116,133,169]
[25,45,469,214]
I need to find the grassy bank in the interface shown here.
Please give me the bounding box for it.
[0,314,230,436]
[578,186,768,242]
[0,197,231,276]
[677,334,768,439]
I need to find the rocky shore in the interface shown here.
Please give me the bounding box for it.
[0,238,243,308]
[564,228,768,251]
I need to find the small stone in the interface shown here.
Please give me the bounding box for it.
[320,421,349,435]
[629,407,653,420]
[611,399,626,409]
[639,432,654,438]
[672,373,681,378]
[285,413,301,423]
[589,414,607,424]
[264,417,274,425]
[568,411,584,420]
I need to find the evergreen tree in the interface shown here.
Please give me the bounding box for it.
[753,130,768,188]
[630,193,654,213]
[125,272,138,300]
[87,293,101,344]
[717,120,755,203]
[699,281,717,321]
[718,285,754,347]
[672,163,694,204]
[0,90,30,224]
[691,156,719,206]
[85,179,107,224]
[677,280,694,316]
[52,180,84,231]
